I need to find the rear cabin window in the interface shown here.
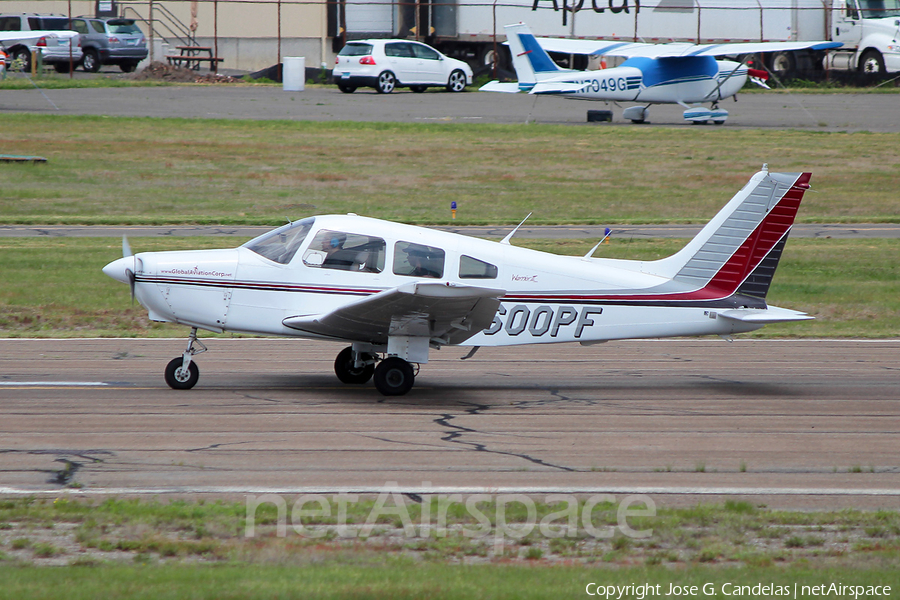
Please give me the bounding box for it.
[459,255,498,279]
[243,218,315,265]
[302,230,386,272]
[393,242,444,278]
[338,43,373,56]
[385,42,415,58]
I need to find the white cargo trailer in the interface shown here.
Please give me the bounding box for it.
[335,0,900,75]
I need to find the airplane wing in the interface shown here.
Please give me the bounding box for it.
[533,37,841,59]
[0,30,79,45]
[478,81,523,93]
[283,281,505,346]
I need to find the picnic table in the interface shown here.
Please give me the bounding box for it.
[165,46,223,72]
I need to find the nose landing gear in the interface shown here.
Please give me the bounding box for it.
[164,328,206,390]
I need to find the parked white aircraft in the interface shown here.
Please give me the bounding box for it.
[481,23,841,124]
[103,166,812,396]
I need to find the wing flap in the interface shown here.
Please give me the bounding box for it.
[283,282,505,345]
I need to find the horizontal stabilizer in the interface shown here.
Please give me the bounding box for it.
[283,282,505,346]
[530,82,586,95]
[479,81,523,93]
[718,307,814,323]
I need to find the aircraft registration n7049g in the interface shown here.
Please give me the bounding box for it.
[103,166,813,396]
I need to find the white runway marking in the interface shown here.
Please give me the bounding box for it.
[1,486,898,496]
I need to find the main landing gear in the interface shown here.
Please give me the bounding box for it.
[164,327,206,390]
[333,345,417,396]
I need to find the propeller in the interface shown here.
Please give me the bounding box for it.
[123,236,136,304]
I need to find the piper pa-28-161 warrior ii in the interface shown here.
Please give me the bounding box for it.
[481,23,841,124]
[103,166,813,397]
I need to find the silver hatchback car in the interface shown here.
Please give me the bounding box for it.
[334,39,473,94]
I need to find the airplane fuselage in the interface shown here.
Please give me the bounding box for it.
[533,56,748,104]
[115,215,767,350]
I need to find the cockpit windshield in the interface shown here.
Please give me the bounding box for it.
[243,218,315,264]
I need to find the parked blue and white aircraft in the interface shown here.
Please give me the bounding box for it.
[481,23,841,124]
[103,166,812,396]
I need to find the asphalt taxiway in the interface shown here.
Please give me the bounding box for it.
[3,85,899,132]
[2,338,898,507]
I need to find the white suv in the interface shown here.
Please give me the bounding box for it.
[334,39,473,94]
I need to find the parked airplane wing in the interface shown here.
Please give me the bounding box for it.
[283,282,505,346]
[532,36,841,59]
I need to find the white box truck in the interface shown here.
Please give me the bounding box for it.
[334,0,900,76]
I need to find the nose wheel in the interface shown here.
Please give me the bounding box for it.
[164,328,206,390]
[373,357,415,396]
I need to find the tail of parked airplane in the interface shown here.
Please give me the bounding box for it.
[504,22,572,90]
[646,165,811,305]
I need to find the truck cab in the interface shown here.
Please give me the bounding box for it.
[831,0,900,72]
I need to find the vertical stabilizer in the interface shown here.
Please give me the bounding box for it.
[648,168,810,299]
[504,23,569,90]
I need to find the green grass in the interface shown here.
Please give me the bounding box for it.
[0,236,896,338]
[2,115,899,225]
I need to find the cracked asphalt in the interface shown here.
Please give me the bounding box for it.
[2,338,899,508]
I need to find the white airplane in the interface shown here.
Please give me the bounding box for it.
[0,30,79,72]
[103,166,812,396]
[481,23,841,124]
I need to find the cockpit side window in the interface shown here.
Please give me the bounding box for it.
[302,230,386,272]
[244,218,315,265]
[393,242,444,278]
[459,255,498,279]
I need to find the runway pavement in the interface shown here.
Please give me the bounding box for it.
[2,85,900,131]
[1,338,898,508]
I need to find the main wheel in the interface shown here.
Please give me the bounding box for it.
[164,357,199,390]
[11,48,31,72]
[334,347,375,384]
[375,71,396,94]
[373,357,415,396]
[82,49,101,73]
[769,51,796,80]
[859,50,885,75]
[446,69,466,92]
[337,83,357,93]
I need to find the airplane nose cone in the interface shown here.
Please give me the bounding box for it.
[102,256,134,284]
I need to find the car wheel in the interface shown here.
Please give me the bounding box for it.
[375,71,396,94]
[120,62,138,73]
[337,84,357,93]
[447,69,466,92]
[11,48,31,72]
[410,85,427,93]
[82,49,101,73]
[859,50,885,75]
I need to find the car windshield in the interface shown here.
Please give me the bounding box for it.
[107,20,142,34]
[339,43,372,56]
[244,218,315,264]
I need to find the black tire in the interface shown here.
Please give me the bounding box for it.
[768,51,796,80]
[410,85,427,93]
[375,71,396,94]
[120,62,138,73]
[859,50,885,75]
[82,49,101,73]
[337,84,357,93]
[53,62,72,73]
[334,347,375,384]
[446,69,466,92]
[373,357,415,396]
[11,48,31,72]
[164,357,199,390]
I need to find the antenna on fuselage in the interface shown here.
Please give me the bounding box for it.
[500,212,533,245]
[582,227,612,260]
